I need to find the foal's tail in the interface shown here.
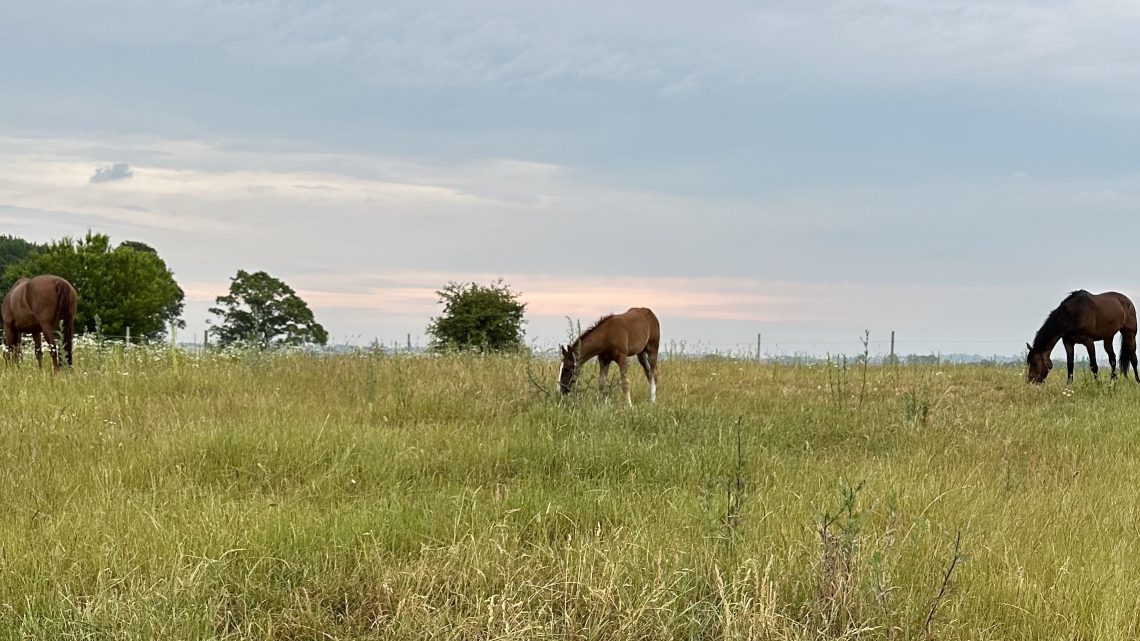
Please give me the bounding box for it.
[56,280,77,367]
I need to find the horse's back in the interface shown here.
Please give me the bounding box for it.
[24,275,76,309]
[628,307,660,337]
[1101,291,1138,330]
[1,277,31,325]
[1068,291,1137,335]
[1100,291,1135,310]
[617,307,660,353]
[3,275,76,329]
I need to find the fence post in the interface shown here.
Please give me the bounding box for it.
[890,330,896,365]
[125,327,130,346]
[757,332,762,364]
[203,328,209,350]
[407,333,412,353]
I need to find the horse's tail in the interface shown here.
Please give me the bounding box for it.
[56,280,76,367]
[1122,294,1140,380]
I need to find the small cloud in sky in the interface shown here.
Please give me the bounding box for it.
[661,74,699,96]
[90,162,133,183]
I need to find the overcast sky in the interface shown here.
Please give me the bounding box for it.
[5,0,1140,356]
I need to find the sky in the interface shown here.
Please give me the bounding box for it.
[5,0,1140,357]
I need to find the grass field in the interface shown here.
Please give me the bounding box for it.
[3,343,1140,639]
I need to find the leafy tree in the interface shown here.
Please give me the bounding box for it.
[0,236,46,290]
[3,232,185,340]
[208,270,328,347]
[119,240,158,255]
[426,280,526,352]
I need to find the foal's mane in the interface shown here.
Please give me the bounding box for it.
[1033,290,1087,350]
[572,314,615,348]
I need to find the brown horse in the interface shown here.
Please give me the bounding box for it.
[2,275,78,370]
[1026,290,1139,384]
[558,307,660,405]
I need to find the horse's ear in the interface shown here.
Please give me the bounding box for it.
[558,344,567,356]
[1026,342,1032,352]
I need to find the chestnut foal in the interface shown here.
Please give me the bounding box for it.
[558,307,660,405]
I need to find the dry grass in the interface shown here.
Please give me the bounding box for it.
[2,344,1139,639]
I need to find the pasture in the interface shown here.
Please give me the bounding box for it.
[2,343,1140,639]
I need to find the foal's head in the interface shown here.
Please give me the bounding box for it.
[1025,342,1053,384]
[557,345,578,395]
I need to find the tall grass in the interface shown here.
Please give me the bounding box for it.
[2,344,1139,639]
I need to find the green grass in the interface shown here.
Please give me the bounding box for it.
[3,344,1140,639]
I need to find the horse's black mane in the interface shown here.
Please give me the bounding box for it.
[1033,290,1089,350]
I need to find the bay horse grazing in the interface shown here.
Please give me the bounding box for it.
[2,275,78,370]
[558,307,660,405]
[1026,290,1139,384]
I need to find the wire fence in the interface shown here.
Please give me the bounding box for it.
[11,327,1035,366]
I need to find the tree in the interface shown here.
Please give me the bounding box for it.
[208,270,328,348]
[426,280,526,352]
[0,236,46,290]
[118,240,158,255]
[3,232,185,340]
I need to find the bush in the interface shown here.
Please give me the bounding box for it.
[426,280,526,352]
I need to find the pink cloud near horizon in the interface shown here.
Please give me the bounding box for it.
[178,270,1115,354]
[181,271,826,325]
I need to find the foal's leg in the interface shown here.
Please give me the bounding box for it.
[648,351,659,402]
[8,330,22,364]
[2,324,14,364]
[39,321,61,371]
[1083,340,1099,380]
[616,354,631,406]
[598,357,611,394]
[1104,337,1118,380]
[637,352,656,403]
[1063,339,1076,383]
[32,331,44,369]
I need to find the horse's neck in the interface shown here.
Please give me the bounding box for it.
[574,332,605,361]
[1032,318,1063,353]
[1033,334,1061,353]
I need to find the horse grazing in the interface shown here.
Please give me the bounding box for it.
[558,307,660,405]
[1026,290,1139,384]
[2,275,78,370]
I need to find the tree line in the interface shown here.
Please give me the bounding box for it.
[1,233,326,347]
[2,233,528,351]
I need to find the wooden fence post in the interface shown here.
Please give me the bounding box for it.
[125,327,130,346]
[890,330,896,364]
[757,332,762,364]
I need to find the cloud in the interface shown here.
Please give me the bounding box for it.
[8,131,1140,356]
[181,268,1123,356]
[14,1,1140,96]
[90,162,133,183]
[6,131,1139,291]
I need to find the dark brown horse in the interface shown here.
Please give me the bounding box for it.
[2,275,78,370]
[1026,290,1138,384]
[558,307,660,405]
